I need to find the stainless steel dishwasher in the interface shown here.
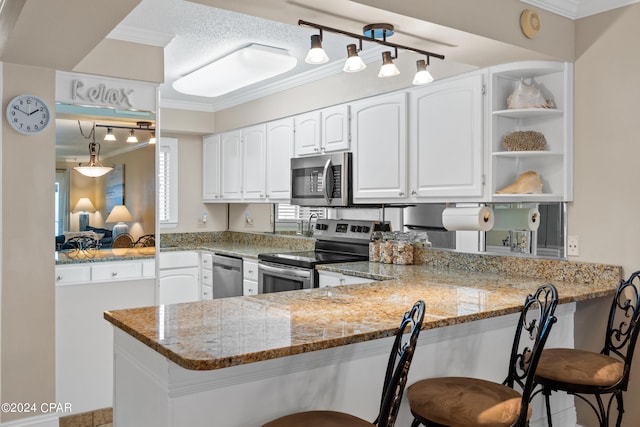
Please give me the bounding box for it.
[210,253,243,299]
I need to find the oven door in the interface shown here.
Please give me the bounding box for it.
[258,261,315,293]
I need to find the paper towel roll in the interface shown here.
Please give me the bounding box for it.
[442,206,494,231]
[493,208,540,231]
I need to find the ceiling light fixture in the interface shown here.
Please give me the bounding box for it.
[378,51,400,78]
[343,43,366,73]
[299,20,444,82]
[413,58,434,85]
[305,33,330,64]
[74,121,113,178]
[104,127,116,141]
[126,129,138,143]
[173,44,298,97]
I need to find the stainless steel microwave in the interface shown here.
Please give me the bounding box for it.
[290,152,352,207]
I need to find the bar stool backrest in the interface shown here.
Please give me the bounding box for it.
[375,300,426,427]
[505,284,559,426]
[603,271,640,390]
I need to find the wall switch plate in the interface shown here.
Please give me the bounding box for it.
[568,235,579,256]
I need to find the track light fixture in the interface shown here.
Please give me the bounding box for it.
[96,121,155,144]
[413,58,434,85]
[299,20,444,82]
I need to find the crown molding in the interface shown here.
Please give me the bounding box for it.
[107,25,175,47]
[159,98,217,112]
[521,0,640,18]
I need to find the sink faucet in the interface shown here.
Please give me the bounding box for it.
[306,213,318,237]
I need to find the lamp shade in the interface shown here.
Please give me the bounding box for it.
[73,198,96,213]
[106,205,134,223]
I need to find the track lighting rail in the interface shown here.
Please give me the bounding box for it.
[298,20,445,62]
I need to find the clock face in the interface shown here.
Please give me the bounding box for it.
[5,94,51,134]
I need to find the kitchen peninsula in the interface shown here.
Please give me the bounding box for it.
[105,252,621,427]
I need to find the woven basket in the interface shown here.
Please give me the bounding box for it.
[502,130,547,151]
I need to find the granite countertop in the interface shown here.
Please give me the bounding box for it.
[56,247,156,264]
[104,262,620,371]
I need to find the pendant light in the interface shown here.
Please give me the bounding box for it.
[74,121,113,178]
[378,51,400,78]
[304,34,329,64]
[343,44,366,73]
[413,58,434,85]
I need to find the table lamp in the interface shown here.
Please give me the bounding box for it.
[73,198,96,231]
[106,205,134,238]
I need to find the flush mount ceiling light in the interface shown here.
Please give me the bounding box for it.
[173,44,298,97]
[299,20,444,83]
[74,121,113,178]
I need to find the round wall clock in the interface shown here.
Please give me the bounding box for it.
[5,94,51,134]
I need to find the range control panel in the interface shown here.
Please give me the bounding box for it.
[313,219,390,242]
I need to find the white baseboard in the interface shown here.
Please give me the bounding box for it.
[0,414,58,427]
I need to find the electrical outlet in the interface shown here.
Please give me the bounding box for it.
[568,235,579,256]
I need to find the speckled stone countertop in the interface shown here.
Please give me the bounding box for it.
[105,259,622,371]
[55,247,155,264]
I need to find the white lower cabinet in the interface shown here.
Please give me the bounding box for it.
[243,259,259,296]
[318,271,377,288]
[55,261,155,415]
[201,252,213,300]
[159,251,200,305]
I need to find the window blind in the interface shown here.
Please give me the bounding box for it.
[276,204,326,221]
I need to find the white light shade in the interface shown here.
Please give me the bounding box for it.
[343,44,366,72]
[106,205,134,223]
[413,59,434,85]
[104,128,116,141]
[73,197,96,213]
[127,129,138,143]
[149,132,156,144]
[173,44,298,97]
[74,165,113,177]
[378,51,400,78]
[304,34,329,64]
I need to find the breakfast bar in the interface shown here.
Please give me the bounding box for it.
[105,258,621,427]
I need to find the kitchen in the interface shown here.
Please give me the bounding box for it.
[2,1,640,427]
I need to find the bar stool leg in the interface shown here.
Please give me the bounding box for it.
[410,417,421,427]
[615,393,624,427]
[543,387,554,426]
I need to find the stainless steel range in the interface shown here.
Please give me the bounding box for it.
[258,219,389,293]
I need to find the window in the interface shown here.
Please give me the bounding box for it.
[276,204,326,233]
[159,137,178,227]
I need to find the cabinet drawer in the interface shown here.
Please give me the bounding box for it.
[201,268,213,286]
[92,262,143,282]
[243,279,258,296]
[55,265,91,285]
[243,260,259,281]
[201,284,213,300]
[159,251,199,269]
[201,252,213,268]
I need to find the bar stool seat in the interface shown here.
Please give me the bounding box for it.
[536,348,624,387]
[263,410,377,427]
[407,377,531,427]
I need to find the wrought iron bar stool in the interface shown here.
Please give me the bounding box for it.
[533,271,640,427]
[261,300,426,427]
[406,284,558,427]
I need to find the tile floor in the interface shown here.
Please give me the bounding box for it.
[58,407,112,427]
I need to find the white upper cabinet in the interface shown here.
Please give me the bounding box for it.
[220,129,243,200]
[351,92,408,202]
[294,105,350,156]
[242,124,267,200]
[202,134,221,202]
[294,111,321,156]
[410,72,485,200]
[488,61,573,202]
[266,117,294,200]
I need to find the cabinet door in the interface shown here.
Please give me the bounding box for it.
[294,111,321,156]
[202,134,221,202]
[266,118,294,200]
[158,268,200,304]
[322,104,350,152]
[220,130,243,200]
[412,73,484,199]
[351,93,408,201]
[242,124,267,200]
